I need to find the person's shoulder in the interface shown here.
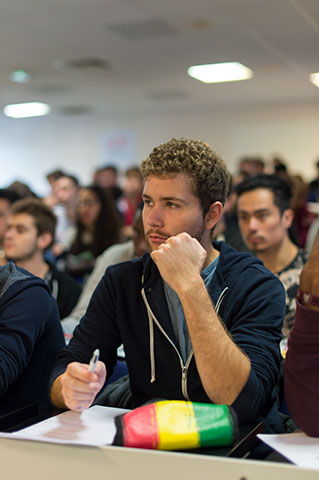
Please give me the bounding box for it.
[0,263,60,325]
[0,262,49,298]
[215,240,265,274]
[216,241,283,293]
[278,249,308,275]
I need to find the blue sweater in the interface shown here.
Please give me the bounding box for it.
[0,263,65,416]
[51,241,285,431]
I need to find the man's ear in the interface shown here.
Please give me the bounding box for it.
[282,208,295,229]
[204,202,223,230]
[37,232,53,251]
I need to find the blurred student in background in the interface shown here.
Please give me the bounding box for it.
[4,198,81,319]
[0,189,21,265]
[65,185,122,279]
[49,174,79,257]
[236,174,307,348]
[117,166,143,239]
[93,164,122,202]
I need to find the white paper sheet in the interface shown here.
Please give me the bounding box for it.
[258,432,319,469]
[0,405,128,446]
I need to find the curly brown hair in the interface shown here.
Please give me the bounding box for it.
[141,138,230,214]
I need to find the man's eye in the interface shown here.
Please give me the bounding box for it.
[166,202,177,208]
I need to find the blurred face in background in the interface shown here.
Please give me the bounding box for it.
[54,177,78,206]
[94,168,117,189]
[123,171,143,199]
[237,188,292,253]
[4,213,40,261]
[77,189,101,229]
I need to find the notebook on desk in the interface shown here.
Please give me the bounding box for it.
[0,405,128,447]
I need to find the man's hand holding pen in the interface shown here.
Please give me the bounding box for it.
[60,352,106,412]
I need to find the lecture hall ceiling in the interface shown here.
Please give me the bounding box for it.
[0,0,319,118]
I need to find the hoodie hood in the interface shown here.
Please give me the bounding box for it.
[0,262,50,305]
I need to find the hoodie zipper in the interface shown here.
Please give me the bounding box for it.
[141,286,229,401]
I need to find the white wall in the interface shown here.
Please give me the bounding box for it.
[1,101,319,196]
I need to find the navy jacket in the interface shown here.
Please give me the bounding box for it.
[51,241,285,431]
[0,263,65,416]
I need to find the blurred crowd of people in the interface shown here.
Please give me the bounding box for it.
[1,153,319,340]
[0,163,144,321]
[214,154,319,253]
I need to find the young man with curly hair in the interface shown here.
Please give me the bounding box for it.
[50,138,285,433]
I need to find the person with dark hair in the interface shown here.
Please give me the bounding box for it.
[51,174,79,255]
[4,198,81,319]
[50,138,285,436]
[46,169,65,185]
[44,169,65,208]
[0,189,21,265]
[236,174,307,346]
[66,185,122,278]
[238,156,265,176]
[93,164,122,202]
[8,181,38,199]
[117,166,144,238]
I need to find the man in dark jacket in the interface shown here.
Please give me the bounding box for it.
[0,262,65,416]
[50,138,285,432]
[4,198,81,319]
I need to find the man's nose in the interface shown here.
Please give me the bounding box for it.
[5,227,14,239]
[147,206,164,228]
[248,216,258,231]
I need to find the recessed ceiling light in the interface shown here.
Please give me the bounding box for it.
[3,102,51,119]
[310,72,319,88]
[10,69,31,83]
[187,62,253,83]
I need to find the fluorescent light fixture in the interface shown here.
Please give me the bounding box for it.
[10,69,31,83]
[310,72,319,88]
[187,62,253,84]
[3,102,51,119]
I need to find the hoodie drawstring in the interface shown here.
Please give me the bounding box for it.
[141,287,156,383]
[141,281,229,387]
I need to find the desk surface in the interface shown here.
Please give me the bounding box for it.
[1,437,318,480]
[0,407,315,480]
[4,407,265,460]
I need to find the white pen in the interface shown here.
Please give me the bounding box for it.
[88,348,100,373]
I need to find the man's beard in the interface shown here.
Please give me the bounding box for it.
[7,244,39,263]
